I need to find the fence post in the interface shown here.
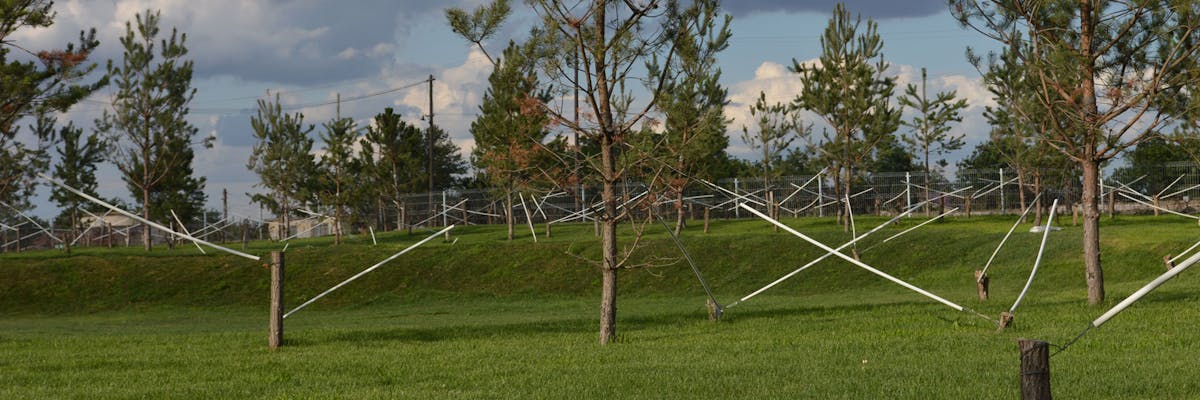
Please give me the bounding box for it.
[975,270,989,300]
[1018,339,1051,399]
[905,172,912,215]
[704,207,711,233]
[734,178,741,219]
[269,251,285,350]
[1000,168,1006,215]
[817,173,824,218]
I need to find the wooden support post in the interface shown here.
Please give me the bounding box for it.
[545,222,552,238]
[269,251,285,350]
[1073,203,1079,226]
[1164,254,1175,271]
[242,224,249,251]
[706,298,720,322]
[1018,339,1052,400]
[965,195,973,218]
[975,270,989,301]
[1153,196,1161,216]
[703,207,711,234]
[999,311,1013,331]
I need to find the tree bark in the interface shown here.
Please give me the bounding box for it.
[506,189,515,241]
[142,186,152,251]
[1082,158,1105,305]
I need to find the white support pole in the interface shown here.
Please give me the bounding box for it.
[817,172,824,217]
[999,168,1006,214]
[1169,237,1200,265]
[284,225,454,319]
[872,208,959,247]
[979,192,1043,279]
[733,201,925,305]
[739,204,968,312]
[1156,174,1187,199]
[1164,184,1200,200]
[170,209,206,254]
[38,173,260,261]
[1009,199,1058,314]
[905,172,912,214]
[1092,246,1200,328]
[1118,192,1200,220]
[734,178,741,219]
[71,209,113,246]
[1,200,63,244]
[519,192,537,243]
[368,226,377,246]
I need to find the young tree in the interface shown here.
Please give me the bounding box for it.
[653,0,733,234]
[248,94,317,240]
[450,0,694,344]
[792,3,901,231]
[362,108,423,231]
[0,0,106,208]
[899,67,968,215]
[50,121,105,247]
[97,9,208,251]
[423,125,467,190]
[954,0,1200,304]
[468,41,554,240]
[741,91,803,228]
[318,106,359,245]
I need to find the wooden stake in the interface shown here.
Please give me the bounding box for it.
[269,251,284,350]
[999,311,1013,331]
[703,207,710,234]
[706,298,721,321]
[1018,339,1051,400]
[545,222,552,238]
[1164,254,1175,271]
[975,270,989,301]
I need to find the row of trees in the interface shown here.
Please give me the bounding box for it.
[2,4,210,252]
[247,98,466,244]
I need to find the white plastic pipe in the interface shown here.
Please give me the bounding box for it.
[1092,246,1200,328]
[1118,192,1200,220]
[1169,237,1200,265]
[1,200,63,243]
[1009,198,1058,314]
[735,200,923,304]
[170,209,206,254]
[875,208,959,246]
[739,204,967,312]
[979,192,1043,279]
[369,226,377,246]
[1164,183,1200,200]
[38,173,260,261]
[519,192,537,243]
[1156,174,1187,198]
[284,225,454,319]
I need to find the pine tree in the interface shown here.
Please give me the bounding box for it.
[470,41,553,240]
[0,0,106,208]
[653,0,733,234]
[248,94,317,240]
[362,108,423,231]
[317,106,359,245]
[898,67,968,216]
[50,121,105,247]
[792,3,901,232]
[954,0,1200,304]
[97,9,207,251]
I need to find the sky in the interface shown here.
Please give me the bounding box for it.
[12,0,1007,221]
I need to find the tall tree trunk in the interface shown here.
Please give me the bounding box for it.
[1016,169,1028,222]
[1079,0,1104,305]
[142,186,152,251]
[1033,173,1043,226]
[924,148,932,216]
[673,189,685,236]
[599,130,618,345]
[1082,158,1104,305]
[506,189,515,241]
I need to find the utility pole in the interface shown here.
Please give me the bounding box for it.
[427,74,436,225]
[222,188,228,243]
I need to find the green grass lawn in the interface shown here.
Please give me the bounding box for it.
[2,215,1199,398]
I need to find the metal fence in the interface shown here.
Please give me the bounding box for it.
[6,163,1200,252]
